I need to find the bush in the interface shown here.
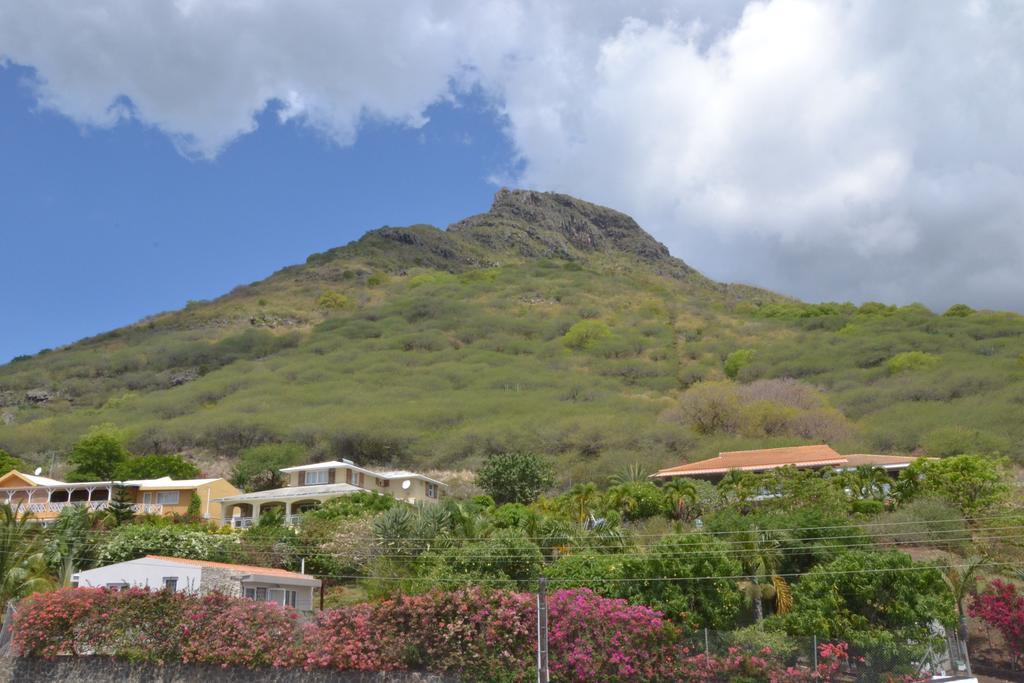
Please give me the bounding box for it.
[476,452,554,505]
[13,586,855,681]
[969,579,1024,663]
[886,351,940,374]
[317,290,352,310]
[850,499,884,516]
[96,524,236,565]
[563,320,611,350]
[114,454,200,480]
[724,348,755,379]
[0,449,27,474]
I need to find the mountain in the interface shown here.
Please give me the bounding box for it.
[1,189,1022,481]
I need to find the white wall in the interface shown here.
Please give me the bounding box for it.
[74,558,203,593]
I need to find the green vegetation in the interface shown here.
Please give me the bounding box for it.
[230,443,307,491]
[0,447,1016,674]
[1,189,1023,484]
[66,425,131,481]
[114,454,201,480]
[476,452,554,505]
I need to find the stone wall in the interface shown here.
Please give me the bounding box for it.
[0,657,459,683]
[197,566,244,597]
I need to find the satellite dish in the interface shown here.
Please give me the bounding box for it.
[401,480,411,490]
[33,467,42,476]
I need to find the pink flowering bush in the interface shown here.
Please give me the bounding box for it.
[14,586,859,681]
[547,588,682,681]
[178,592,305,668]
[969,579,1024,668]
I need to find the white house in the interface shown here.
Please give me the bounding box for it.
[72,555,321,611]
[216,459,447,528]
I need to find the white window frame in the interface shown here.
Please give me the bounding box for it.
[426,483,438,498]
[156,491,180,505]
[305,469,328,485]
[163,577,178,591]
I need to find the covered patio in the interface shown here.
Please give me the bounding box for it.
[216,483,364,528]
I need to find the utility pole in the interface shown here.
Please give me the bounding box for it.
[537,577,549,683]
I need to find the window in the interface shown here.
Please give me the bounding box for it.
[163,577,178,591]
[268,589,297,607]
[426,483,438,499]
[143,492,152,505]
[246,586,296,608]
[375,478,390,488]
[106,582,128,591]
[156,491,180,505]
[305,469,328,485]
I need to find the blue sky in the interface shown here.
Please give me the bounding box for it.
[2,1,1023,364]
[0,65,514,363]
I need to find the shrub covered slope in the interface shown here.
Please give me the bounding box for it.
[1,189,1022,477]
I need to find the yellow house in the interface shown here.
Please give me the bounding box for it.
[0,469,240,523]
[217,459,446,528]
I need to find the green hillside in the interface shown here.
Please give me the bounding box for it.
[1,189,1022,481]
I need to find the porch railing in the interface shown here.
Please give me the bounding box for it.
[22,502,163,515]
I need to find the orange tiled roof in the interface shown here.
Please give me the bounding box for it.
[654,445,919,478]
[654,444,845,477]
[144,555,313,580]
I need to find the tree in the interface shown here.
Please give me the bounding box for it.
[67,425,131,482]
[604,481,665,521]
[0,449,27,474]
[114,454,201,480]
[943,556,984,674]
[677,382,740,435]
[476,452,553,505]
[562,483,600,526]
[784,550,955,667]
[231,443,307,492]
[894,455,1011,517]
[732,528,788,622]
[0,505,51,606]
[969,579,1024,663]
[718,469,757,505]
[842,465,891,501]
[662,478,698,520]
[621,533,743,629]
[46,504,108,586]
[106,484,136,525]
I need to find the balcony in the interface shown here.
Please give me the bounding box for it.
[24,501,163,515]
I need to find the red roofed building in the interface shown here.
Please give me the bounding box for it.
[653,445,918,481]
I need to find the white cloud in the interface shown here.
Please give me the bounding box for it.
[2,0,1023,310]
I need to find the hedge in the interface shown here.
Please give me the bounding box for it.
[13,587,852,682]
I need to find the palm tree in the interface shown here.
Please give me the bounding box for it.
[662,478,698,520]
[846,465,891,501]
[945,556,985,675]
[563,483,600,528]
[733,527,788,622]
[609,463,649,486]
[0,505,52,609]
[718,469,756,505]
[46,504,110,587]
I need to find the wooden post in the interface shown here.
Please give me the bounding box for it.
[537,577,549,683]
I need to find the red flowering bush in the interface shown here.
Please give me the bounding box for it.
[969,579,1024,668]
[14,586,858,681]
[305,588,533,678]
[178,592,305,668]
[547,588,681,681]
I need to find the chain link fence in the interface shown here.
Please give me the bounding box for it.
[678,626,970,681]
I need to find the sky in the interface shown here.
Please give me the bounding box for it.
[1,0,1023,363]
